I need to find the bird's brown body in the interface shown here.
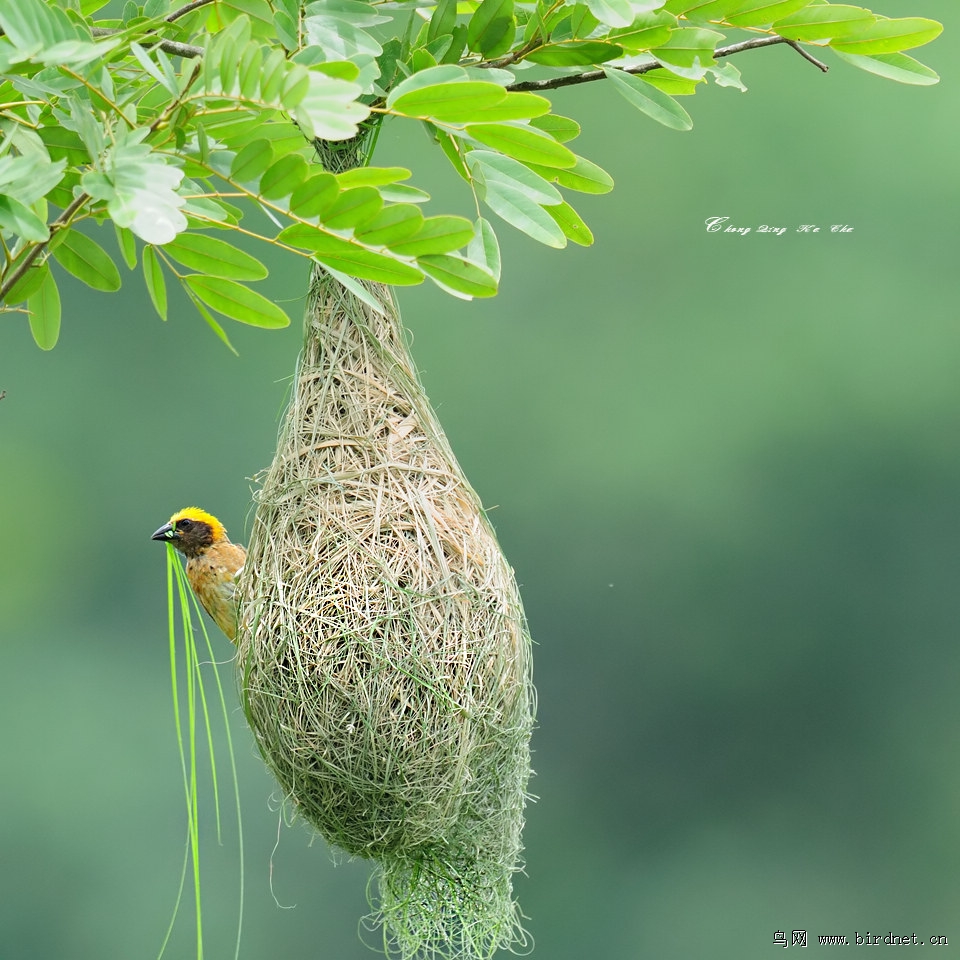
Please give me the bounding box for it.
[152,507,246,642]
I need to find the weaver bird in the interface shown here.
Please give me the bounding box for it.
[152,507,246,643]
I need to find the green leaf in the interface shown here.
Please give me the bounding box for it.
[281,62,311,104]
[203,112,304,150]
[274,6,299,49]
[453,92,553,122]
[525,41,624,66]
[387,216,475,256]
[464,123,577,169]
[355,205,425,247]
[0,195,49,242]
[130,41,179,96]
[466,216,501,282]
[5,260,48,304]
[276,226,425,284]
[830,17,943,55]
[435,128,471,181]
[0,0,79,57]
[651,27,723,71]
[442,24,470,63]
[466,0,515,57]
[38,128,87,168]
[53,229,122,292]
[567,3,601,36]
[142,246,167,320]
[162,232,269,281]
[391,81,511,122]
[303,0,389,68]
[322,186,383,230]
[526,155,615,194]
[291,70,369,141]
[185,292,239,354]
[0,154,56,200]
[259,154,310,199]
[772,4,876,42]
[479,177,566,247]
[215,28,243,95]
[27,267,61,350]
[40,36,115,69]
[238,39,265,98]
[724,0,810,27]
[545,201,593,246]
[584,0,634,28]
[234,6,270,39]
[709,60,747,90]
[184,275,290,327]
[428,0,458,43]
[257,46,286,102]
[183,195,237,225]
[337,167,411,188]
[230,139,275,182]
[830,49,939,85]
[603,68,693,130]
[529,114,582,143]
[290,173,340,218]
[468,150,562,205]
[609,15,675,53]
[304,0,391,28]
[665,0,735,18]
[115,224,137,269]
[418,255,498,298]
[386,65,470,106]
[379,184,432,204]
[411,48,439,73]
[642,67,704,95]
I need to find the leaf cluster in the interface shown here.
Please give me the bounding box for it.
[0,0,942,347]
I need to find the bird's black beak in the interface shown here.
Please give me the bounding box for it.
[151,522,176,542]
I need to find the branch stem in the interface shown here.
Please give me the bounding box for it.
[506,35,827,92]
[90,26,204,58]
[783,39,830,72]
[167,0,216,22]
[0,194,89,304]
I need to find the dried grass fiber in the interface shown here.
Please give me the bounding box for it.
[237,268,535,958]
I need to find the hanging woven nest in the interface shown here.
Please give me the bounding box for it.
[237,267,535,959]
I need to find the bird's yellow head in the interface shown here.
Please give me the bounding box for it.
[151,507,229,558]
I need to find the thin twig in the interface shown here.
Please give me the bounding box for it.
[0,194,88,304]
[784,38,829,72]
[149,59,203,135]
[713,33,797,59]
[479,36,547,71]
[90,26,204,58]
[156,39,206,58]
[167,0,217,23]
[506,35,827,92]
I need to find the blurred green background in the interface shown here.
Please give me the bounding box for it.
[2,3,959,956]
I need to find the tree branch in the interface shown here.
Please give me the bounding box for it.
[155,38,206,58]
[89,26,204,58]
[166,0,217,22]
[0,194,89,304]
[783,38,830,72]
[506,35,828,92]
[96,0,212,56]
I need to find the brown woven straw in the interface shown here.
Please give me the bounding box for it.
[237,267,535,958]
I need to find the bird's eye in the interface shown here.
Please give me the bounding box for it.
[177,518,193,531]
